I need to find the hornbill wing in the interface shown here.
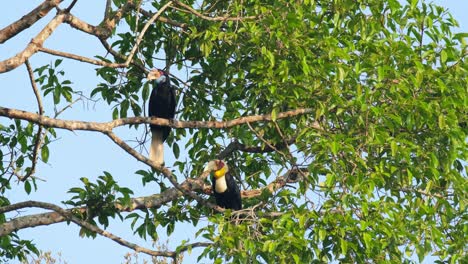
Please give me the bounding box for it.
[226,172,242,210]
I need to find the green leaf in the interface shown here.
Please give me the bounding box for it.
[41,145,49,163]
[24,181,31,194]
[440,50,447,64]
[54,59,63,67]
[173,142,180,159]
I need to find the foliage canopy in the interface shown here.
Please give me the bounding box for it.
[0,0,467,263]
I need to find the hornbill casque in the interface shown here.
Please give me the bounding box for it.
[204,160,242,210]
[147,69,176,165]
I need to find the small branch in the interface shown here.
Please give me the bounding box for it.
[124,1,173,66]
[104,0,112,20]
[0,14,66,73]
[246,122,290,162]
[39,47,127,68]
[98,38,147,72]
[138,8,188,29]
[0,106,312,133]
[173,1,257,21]
[65,0,78,12]
[0,0,63,44]
[21,61,45,182]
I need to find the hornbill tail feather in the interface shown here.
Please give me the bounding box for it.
[149,130,164,165]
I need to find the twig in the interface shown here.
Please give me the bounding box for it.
[21,61,45,182]
[246,122,290,162]
[39,47,127,68]
[65,0,78,12]
[124,1,173,66]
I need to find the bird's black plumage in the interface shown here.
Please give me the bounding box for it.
[148,70,176,139]
[212,171,242,211]
[147,70,176,164]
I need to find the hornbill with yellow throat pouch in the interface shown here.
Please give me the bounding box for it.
[204,160,242,210]
[147,69,176,165]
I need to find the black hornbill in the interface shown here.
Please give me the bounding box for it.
[147,69,176,165]
[204,160,242,210]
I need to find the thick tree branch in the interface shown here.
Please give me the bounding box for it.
[0,14,66,73]
[0,201,179,258]
[0,106,312,132]
[0,169,305,236]
[0,0,63,44]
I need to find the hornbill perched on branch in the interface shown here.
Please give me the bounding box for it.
[147,69,176,165]
[204,160,242,210]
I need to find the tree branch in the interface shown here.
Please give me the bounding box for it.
[21,61,45,182]
[124,1,173,66]
[0,168,306,236]
[0,106,312,132]
[39,46,127,68]
[105,131,221,211]
[0,14,66,73]
[0,200,179,258]
[0,0,63,44]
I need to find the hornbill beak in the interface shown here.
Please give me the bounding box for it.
[147,69,161,81]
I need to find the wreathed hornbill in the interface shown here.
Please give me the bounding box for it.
[204,160,242,210]
[147,69,176,165]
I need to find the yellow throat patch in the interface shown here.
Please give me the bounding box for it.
[214,166,227,179]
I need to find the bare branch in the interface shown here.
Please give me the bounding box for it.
[0,14,66,73]
[0,0,63,44]
[39,47,127,68]
[64,0,78,12]
[0,106,312,132]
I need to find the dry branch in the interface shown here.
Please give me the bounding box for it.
[39,47,127,68]
[0,0,63,44]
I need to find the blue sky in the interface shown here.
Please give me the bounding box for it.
[1,1,467,263]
